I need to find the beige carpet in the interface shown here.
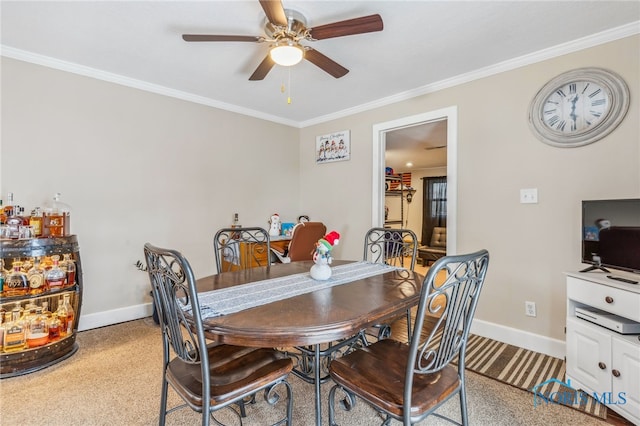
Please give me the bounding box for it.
[0,318,607,425]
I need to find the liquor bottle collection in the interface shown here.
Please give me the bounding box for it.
[0,254,77,353]
[0,191,78,354]
[0,192,71,239]
[1,292,76,353]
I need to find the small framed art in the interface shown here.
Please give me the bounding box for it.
[316,130,350,164]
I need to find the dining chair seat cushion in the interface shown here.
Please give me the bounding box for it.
[166,344,293,408]
[329,339,460,418]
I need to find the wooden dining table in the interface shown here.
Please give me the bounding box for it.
[194,259,425,425]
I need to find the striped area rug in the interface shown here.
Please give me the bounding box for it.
[462,333,607,420]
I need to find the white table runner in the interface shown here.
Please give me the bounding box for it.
[197,261,398,319]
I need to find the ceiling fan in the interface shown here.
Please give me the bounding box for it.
[182,0,383,81]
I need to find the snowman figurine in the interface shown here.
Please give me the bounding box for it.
[268,213,281,237]
[310,231,340,280]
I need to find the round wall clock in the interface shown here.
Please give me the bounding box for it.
[528,67,630,147]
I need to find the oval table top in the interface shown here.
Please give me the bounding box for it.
[195,260,424,347]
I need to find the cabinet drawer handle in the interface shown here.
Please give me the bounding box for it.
[598,362,607,370]
[612,369,621,378]
[605,296,614,304]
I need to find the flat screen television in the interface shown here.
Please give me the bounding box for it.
[581,198,640,274]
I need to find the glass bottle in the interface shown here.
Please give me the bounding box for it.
[231,213,241,239]
[29,207,43,237]
[5,205,23,239]
[4,261,29,297]
[45,255,66,291]
[41,256,53,270]
[27,257,48,295]
[21,259,33,273]
[58,194,71,236]
[55,294,75,337]
[26,307,49,348]
[3,306,26,353]
[14,302,25,320]
[19,207,29,225]
[3,192,14,219]
[62,293,75,336]
[41,301,53,318]
[0,310,6,351]
[0,312,5,352]
[48,312,61,342]
[54,297,67,338]
[0,199,5,225]
[60,253,76,288]
[0,259,5,297]
[43,193,71,237]
[1,312,9,351]
[22,303,37,320]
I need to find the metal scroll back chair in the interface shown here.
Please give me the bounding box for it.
[213,227,271,273]
[363,227,418,269]
[362,227,418,340]
[329,249,490,426]
[271,222,327,263]
[143,243,293,426]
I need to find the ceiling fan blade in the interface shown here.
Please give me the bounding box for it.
[309,14,383,40]
[182,34,262,42]
[259,0,287,27]
[304,48,349,79]
[249,54,276,81]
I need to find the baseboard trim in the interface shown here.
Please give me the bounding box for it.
[78,303,154,332]
[471,318,565,359]
[79,304,566,358]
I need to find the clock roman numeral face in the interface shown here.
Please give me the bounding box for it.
[529,68,629,147]
[542,81,609,133]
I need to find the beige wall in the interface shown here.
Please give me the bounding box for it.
[1,35,638,353]
[1,58,300,327]
[299,35,640,351]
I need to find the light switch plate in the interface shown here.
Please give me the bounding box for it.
[520,188,538,204]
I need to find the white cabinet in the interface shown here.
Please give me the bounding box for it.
[612,337,640,421]
[566,317,611,393]
[565,272,640,424]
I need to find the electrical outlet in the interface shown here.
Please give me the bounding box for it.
[525,301,537,317]
[520,188,538,204]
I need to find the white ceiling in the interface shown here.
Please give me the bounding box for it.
[1,1,638,170]
[386,120,448,172]
[2,1,638,125]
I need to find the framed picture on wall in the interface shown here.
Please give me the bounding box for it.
[316,130,350,164]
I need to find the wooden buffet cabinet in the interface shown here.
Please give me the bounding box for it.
[1,235,82,378]
[220,238,290,271]
[565,272,640,424]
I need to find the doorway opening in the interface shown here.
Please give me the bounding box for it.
[372,106,457,254]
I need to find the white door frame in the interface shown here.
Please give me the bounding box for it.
[372,106,458,254]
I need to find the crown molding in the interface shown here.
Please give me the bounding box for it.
[299,21,640,127]
[2,21,638,129]
[0,46,299,128]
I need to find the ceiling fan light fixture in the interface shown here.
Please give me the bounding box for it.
[270,42,304,66]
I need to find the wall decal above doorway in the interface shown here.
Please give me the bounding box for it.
[316,130,350,164]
